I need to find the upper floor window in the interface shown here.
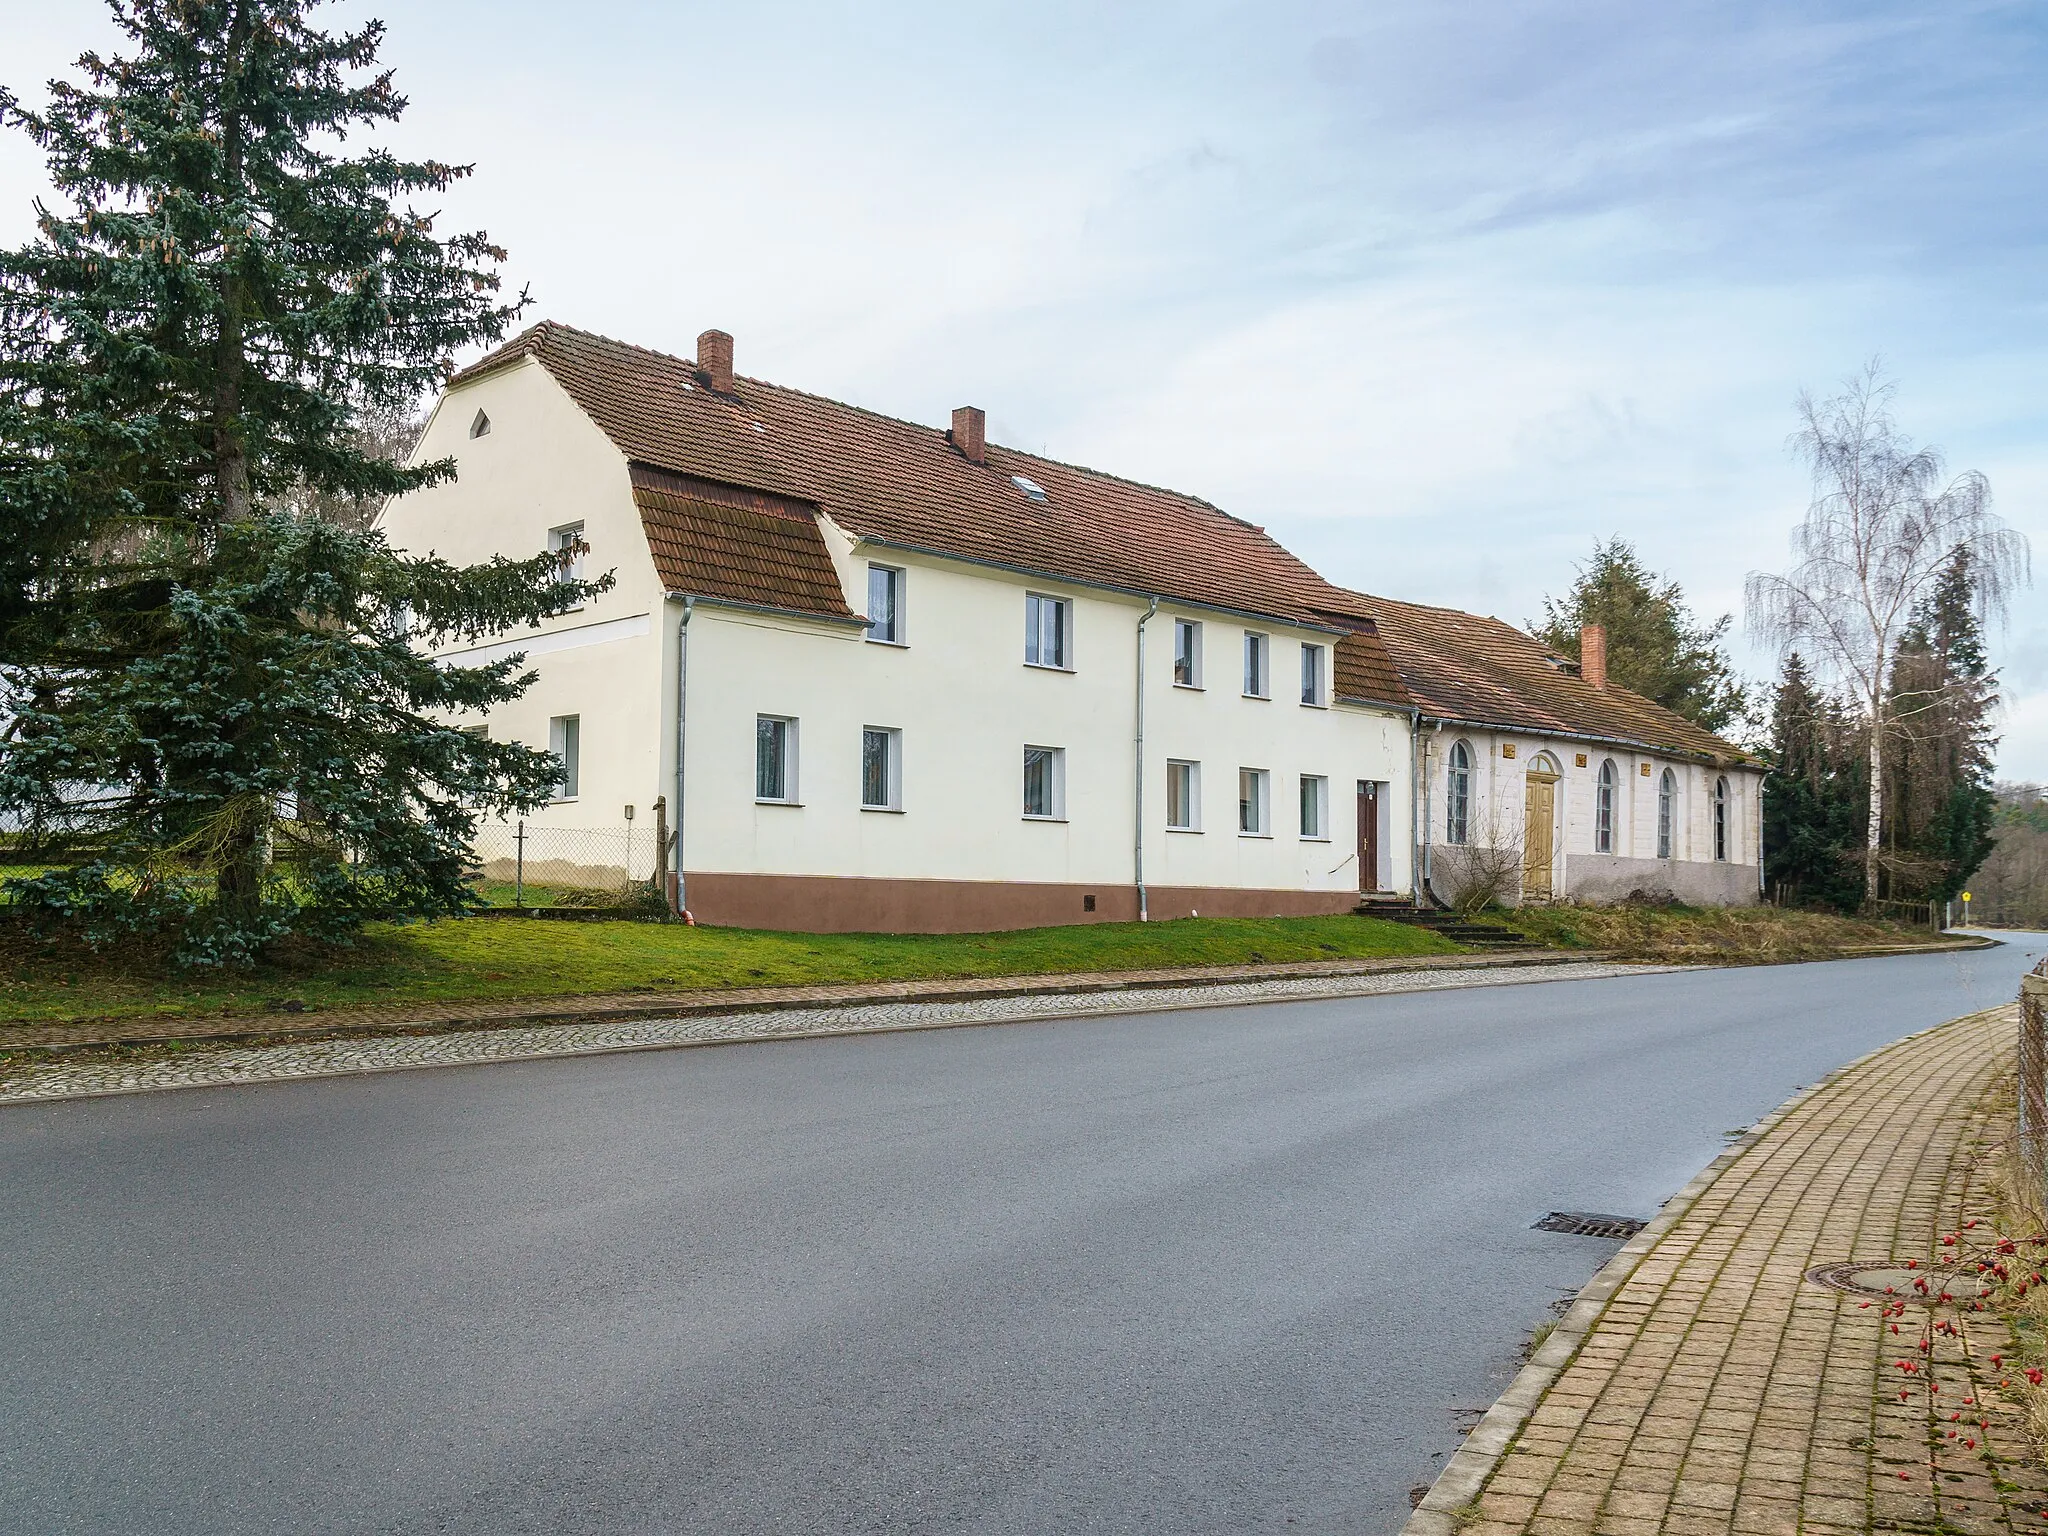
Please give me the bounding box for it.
[549,522,587,587]
[1025,593,1070,670]
[1166,759,1200,830]
[548,714,580,801]
[1713,775,1730,861]
[756,715,798,803]
[1242,632,1269,698]
[1023,745,1066,819]
[1172,619,1203,688]
[1446,740,1472,846]
[1300,643,1327,707]
[866,564,904,645]
[469,409,491,439]
[1657,768,1676,859]
[1595,759,1617,854]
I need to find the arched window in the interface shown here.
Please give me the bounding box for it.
[1657,769,1676,859]
[1446,740,1472,846]
[469,409,491,439]
[1713,776,1730,861]
[1595,759,1617,853]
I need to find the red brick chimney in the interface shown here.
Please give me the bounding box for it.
[950,405,986,465]
[697,329,734,393]
[1581,623,1608,689]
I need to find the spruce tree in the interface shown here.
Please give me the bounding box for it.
[1760,653,1867,911]
[0,1,605,963]
[1534,537,1748,731]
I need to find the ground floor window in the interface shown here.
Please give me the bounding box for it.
[1299,774,1328,839]
[861,727,901,810]
[756,715,797,803]
[1239,768,1269,835]
[548,715,580,800]
[1024,746,1065,819]
[1166,760,1199,830]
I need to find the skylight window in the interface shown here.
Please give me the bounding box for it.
[1011,474,1047,502]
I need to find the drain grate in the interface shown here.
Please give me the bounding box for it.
[1535,1211,1647,1240]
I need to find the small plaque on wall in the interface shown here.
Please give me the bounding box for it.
[1575,753,1588,768]
[1641,762,1652,776]
[1501,743,1517,759]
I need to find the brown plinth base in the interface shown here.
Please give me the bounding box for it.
[671,872,1367,934]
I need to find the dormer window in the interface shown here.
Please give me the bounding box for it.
[469,409,491,439]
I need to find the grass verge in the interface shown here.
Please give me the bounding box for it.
[1497,903,1959,964]
[0,913,1461,1027]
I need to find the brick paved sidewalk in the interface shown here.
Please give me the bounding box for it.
[1412,1003,2048,1536]
[0,947,1598,1053]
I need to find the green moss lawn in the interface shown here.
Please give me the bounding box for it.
[0,913,1460,1026]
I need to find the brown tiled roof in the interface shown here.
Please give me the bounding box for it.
[1325,592,1760,766]
[1330,622,1413,710]
[628,466,855,620]
[454,322,1344,629]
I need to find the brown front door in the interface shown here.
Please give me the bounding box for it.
[1357,781,1381,893]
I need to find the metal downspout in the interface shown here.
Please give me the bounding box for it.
[1421,719,1444,907]
[1134,596,1160,921]
[673,597,695,920]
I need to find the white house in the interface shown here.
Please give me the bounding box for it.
[1356,596,1766,907]
[382,322,1420,931]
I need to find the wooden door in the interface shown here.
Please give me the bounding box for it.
[1357,781,1380,893]
[1522,772,1556,901]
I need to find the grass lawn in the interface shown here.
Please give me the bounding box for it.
[1499,902,1956,963]
[0,912,1460,1026]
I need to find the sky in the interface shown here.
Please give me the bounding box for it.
[3,0,2045,776]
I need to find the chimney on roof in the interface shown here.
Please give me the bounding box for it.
[950,405,986,465]
[1581,623,1608,689]
[697,329,734,393]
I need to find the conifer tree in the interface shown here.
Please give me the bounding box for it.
[0,1,606,963]
[1760,652,1867,911]
[1533,537,1747,731]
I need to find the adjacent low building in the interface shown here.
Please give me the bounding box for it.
[381,320,1763,930]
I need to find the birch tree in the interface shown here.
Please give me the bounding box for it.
[1746,362,2029,903]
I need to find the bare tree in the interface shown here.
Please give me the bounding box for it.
[1746,362,2029,902]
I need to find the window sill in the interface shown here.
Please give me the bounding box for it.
[1238,831,1273,840]
[1166,825,1202,835]
[1024,662,1076,674]
[1300,835,1331,843]
[755,798,803,808]
[1172,681,1204,692]
[860,805,905,814]
[1299,700,1327,710]
[1022,814,1068,823]
[1242,692,1271,702]
[864,637,908,648]
[548,797,579,805]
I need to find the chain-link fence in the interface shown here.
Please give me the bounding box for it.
[2019,957,2048,1207]
[469,820,670,908]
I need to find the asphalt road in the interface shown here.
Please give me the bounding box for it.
[5,936,2045,1535]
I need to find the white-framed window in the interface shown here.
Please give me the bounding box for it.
[756,715,798,803]
[1242,632,1269,698]
[469,409,491,439]
[1172,619,1203,688]
[1025,593,1071,670]
[1299,774,1328,839]
[548,715,580,800]
[861,726,901,811]
[1166,759,1200,831]
[1238,767,1270,835]
[1657,768,1676,859]
[1300,643,1326,707]
[548,521,587,588]
[865,564,904,645]
[1714,775,1730,861]
[1023,745,1065,819]
[1595,759,1617,854]
[1446,740,1472,846]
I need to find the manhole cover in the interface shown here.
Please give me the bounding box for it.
[1534,1211,1648,1240]
[1805,1260,1990,1300]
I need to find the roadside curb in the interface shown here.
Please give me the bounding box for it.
[1400,1000,2015,1536]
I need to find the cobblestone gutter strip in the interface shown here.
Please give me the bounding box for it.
[1401,1003,2015,1536]
[0,960,1675,1105]
[0,948,1605,1054]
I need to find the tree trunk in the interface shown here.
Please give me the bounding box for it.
[1865,695,1885,905]
[210,0,253,528]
